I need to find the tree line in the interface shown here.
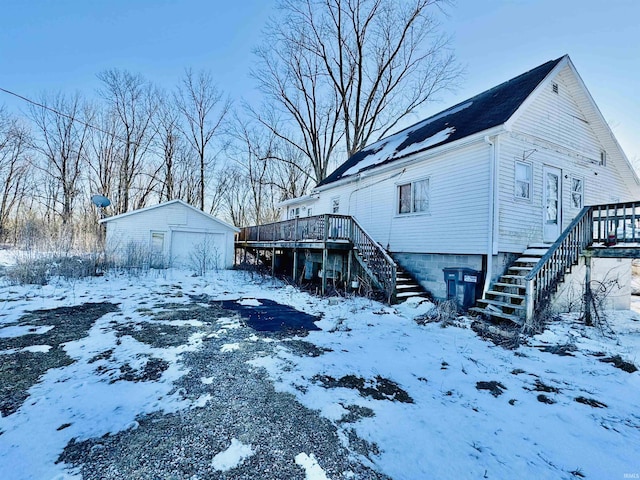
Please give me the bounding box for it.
[0,0,459,248]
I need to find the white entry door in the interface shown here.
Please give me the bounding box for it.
[543,166,562,242]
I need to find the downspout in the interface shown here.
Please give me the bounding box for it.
[483,135,499,295]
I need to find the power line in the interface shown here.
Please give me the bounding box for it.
[0,86,161,155]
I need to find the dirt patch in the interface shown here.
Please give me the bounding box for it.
[476,381,507,397]
[599,355,638,373]
[0,302,119,417]
[575,396,607,408]
[537,394,556,404]
[537,343,577,357]
[528,379,560,394]
[313,374,414,403]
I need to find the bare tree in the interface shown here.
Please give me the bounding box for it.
[254,0,461,183]
[175,69,231,211]
[98,69,158,214]
[0,109,31,241]
[29,92,93,225]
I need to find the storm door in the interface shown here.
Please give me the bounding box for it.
[543,166,562,242]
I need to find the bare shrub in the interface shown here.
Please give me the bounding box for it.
[188,237,221,276]
[415,299,459,327]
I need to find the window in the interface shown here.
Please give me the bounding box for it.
[515,161,532,200]
[571,177,583,208]
[397,178,429,215]
[331,197,340,213]
[600,151,607,166]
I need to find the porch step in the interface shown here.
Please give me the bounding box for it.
[477,299,525,310]
[493,282,526,290]
[468,307,524,325]
[470,245,548,325]
[515,257,543,264]
[485,290,525,300]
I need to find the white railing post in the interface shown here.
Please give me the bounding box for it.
[525,278,535,324]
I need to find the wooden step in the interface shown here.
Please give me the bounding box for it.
[515,257,543,263]
[508,266,533,273]
[485,290,526,300]
[477,299,526,310]
[523,248,548,257]
[468,307,524,325]
[528,243,552,249]
[493,282,526,290]
[500,274,526,280]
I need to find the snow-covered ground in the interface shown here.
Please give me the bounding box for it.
[0,267,639,479]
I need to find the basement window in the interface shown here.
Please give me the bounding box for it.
[398,178,429,214]
[515,161,532,200]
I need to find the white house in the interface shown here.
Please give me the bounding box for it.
[274,55,640,319]
[100,199,239,270]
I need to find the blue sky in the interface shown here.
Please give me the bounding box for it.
[1,0,638,163]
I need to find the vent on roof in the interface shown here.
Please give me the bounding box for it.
[552,82,559,94]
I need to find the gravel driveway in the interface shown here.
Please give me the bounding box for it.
[1,291,388,480]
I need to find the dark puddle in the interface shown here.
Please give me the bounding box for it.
[217,299,321,335]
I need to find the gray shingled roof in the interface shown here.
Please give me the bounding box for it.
[318,56,564,187]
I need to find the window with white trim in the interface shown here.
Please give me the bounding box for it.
[515,161,532,200]
[571,177,583,208]
[397,178,429,214]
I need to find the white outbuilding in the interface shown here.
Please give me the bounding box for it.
[100,199,239,269]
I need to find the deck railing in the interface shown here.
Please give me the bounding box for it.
[237,214,396,301]
[524,200,640,323]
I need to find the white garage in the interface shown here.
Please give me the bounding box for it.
[100,199,239,270]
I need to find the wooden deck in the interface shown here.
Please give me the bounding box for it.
[236,214,397,302]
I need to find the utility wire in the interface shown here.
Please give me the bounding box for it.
[0,86,158,153]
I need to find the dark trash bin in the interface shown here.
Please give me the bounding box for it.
[443,267,484,310]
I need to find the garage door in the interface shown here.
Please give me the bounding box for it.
[171,231,226,270]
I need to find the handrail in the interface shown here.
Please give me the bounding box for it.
[350,216,397,303]
[238,214,397,302]
[523,199,640,323]
[523,206,593,323]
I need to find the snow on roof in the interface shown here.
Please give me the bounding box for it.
[318,56,565,187]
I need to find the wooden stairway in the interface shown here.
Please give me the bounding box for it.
[469,244,551,324]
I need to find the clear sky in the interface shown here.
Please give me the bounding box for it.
[1,0,638,164]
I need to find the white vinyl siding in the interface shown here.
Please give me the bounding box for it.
[103,201,237,269]
[313,141,490,254]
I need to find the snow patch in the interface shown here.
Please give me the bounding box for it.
[220,343,241,353]
[295,452,331,480]
[0,325,54,338]
[341,102,472,178]
[211,439,254,471]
